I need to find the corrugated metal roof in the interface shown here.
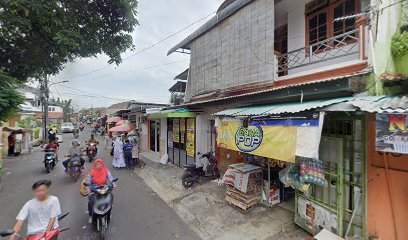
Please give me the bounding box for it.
[214,97,356,116]
[213,95,408,116]
[185,69,373,107]
[344,95,408,113]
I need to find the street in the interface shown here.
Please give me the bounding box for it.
[0,127,199,240]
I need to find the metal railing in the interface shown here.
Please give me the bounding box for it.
[277,28,360,75]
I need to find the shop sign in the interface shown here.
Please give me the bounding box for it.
[218,120,297,162]
[235,126,263,152]
[186,119,195,157]
[376,113,408,154]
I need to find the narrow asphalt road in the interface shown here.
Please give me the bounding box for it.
[0,126,199,240]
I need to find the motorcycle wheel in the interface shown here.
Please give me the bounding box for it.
[182,174,194,188]
[46,163,51,173]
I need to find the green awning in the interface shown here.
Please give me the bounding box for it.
[147,108,196,119]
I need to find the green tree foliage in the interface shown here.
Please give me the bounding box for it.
[0,0,138,121]
[0,71,25,123]
[55,98,73,121]
[0,0,138,80]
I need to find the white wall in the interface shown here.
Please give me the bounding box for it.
[160,118,167,155]
[48,105,63,113]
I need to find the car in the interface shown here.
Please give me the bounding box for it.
[61,122,75,133]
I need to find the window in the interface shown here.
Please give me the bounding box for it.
[306,0,359,47]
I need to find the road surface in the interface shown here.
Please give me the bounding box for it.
[0,127,199,240]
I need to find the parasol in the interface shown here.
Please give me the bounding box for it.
[106,116,122,123]
[108,123,136,132]
[115,120,129,126]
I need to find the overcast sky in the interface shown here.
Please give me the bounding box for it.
[50,0,223,109]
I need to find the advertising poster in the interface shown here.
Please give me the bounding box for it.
[180,119,185,144]
[376,113,408,154]
[173,119,180,143]
[217,120,297,163]
[186,119,195,157]
[217,113,323,162]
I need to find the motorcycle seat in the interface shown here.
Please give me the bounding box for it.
[183,164,196,169]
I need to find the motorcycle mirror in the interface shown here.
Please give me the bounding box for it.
[57,212,70,221]
[112,178,119,182]
[0,230,15,237]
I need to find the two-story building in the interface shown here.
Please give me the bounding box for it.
[165,0,408,239]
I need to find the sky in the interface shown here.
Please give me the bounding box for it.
[50,0,223,110]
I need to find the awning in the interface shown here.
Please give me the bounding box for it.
[2,127,27,133]
[324,95,408,113]
[213,96,395,117]
[147,108,196,119]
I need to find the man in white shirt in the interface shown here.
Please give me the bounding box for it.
[9,180,61,240]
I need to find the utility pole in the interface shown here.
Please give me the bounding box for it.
[41,75,49,144]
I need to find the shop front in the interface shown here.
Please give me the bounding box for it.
[147,108,196,167]
[167,117,196,167]
[214,97,369,239]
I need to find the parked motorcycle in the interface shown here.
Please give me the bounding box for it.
[66,156,83,182]
[87,142,97,162]
[85,179,118,238]
[0,213,69,240]
[182,150,220,188]
[79,124,84,132]
[43,149,57,173]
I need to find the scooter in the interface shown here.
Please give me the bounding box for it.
[43,149,57,173]
[79,125,84,132]
[73,129,79,139]
[182,150,220,188]
[66,156,83,182]
[84,179,118,238]
[0,213,70,240]
[87,143,97,162]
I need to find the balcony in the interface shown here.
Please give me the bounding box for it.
[275,27,366,78]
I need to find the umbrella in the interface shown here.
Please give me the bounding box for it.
[108,123,136,133]
[106,116,122,123]
[115,120,129,126]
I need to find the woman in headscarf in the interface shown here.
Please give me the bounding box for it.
[112,137,126,168]
[85,159,116,223]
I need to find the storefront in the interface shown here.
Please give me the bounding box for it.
[147,108,196,166]
[214,97,370,239]
[167,117,196,167]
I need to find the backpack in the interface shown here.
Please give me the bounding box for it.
[80,175,89,196]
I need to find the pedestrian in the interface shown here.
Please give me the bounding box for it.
[104,133,110,149]
[7,133,16,156]
[123,139,134,170]
[7,180,61,240]
[112,137,126,168]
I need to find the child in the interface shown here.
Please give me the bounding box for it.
[123,139,134,170]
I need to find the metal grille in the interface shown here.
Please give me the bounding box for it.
[277,29,359,74]
[296,114,366,238]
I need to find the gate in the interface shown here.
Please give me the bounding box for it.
[295,114,366,238]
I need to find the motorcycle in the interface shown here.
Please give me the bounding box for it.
[182,150,220,188]
[43,149,57,173]
[84,179,118,238]
[66,156,83,182]
[0,213,69,240]
[87,143,97,162]
[79,125,84,132]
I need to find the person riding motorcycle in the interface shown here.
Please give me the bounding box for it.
[86,134,99,156]
[7,180,61,240]
[62,141,85,171]
[85,159,116,223]
[44,140,59,162]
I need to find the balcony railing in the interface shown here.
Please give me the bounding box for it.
[276,28,363,76]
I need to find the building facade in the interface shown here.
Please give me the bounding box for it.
[166,0,408,239]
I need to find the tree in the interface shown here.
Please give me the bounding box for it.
[0,0,138,121]
[0,71,25,123]
[55,98,74,121]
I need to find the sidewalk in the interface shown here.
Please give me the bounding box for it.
[136,154,310,240]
